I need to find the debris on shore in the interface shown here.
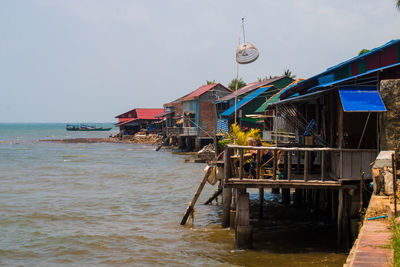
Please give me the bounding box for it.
[40,133,159,144]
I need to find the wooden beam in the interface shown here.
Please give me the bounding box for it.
[288,152,292,181]
[338,100,344,149]
[224,147,232,183]
[273,150,277,180]
[239,149,243,179]
[256,150,261,180]
[259,188,264,218]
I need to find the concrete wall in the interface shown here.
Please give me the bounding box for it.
[380,79,400,150]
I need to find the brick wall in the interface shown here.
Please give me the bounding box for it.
[198,101,216,138]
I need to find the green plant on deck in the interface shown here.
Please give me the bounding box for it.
[218,123,261,148]
[391,219,400,267]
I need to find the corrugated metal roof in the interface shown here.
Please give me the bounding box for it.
[115,108,164,119]
[180,83,231,101]
[220,85,274,117]
[154,110,173,118]
[218,76,286,102]
[280,39,400,100]
[339,87,386,112]
[255,79,304,113]
[306,62,400,93]
[135,108,165,119]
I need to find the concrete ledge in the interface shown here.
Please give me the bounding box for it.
[345,195,393,267]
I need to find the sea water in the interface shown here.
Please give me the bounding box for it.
[0,123,347,266]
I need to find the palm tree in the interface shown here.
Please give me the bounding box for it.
[283,69,296,79]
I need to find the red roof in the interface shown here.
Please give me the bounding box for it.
[135,108,165,119]
[180,83,231,101]
[115,108,164,119]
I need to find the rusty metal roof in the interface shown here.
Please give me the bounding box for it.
[217,76,286,102]
[180,83,231,101]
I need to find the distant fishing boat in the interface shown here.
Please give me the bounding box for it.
[66,124,112,131]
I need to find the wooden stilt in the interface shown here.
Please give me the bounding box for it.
[230,189,238,229]
[343,190,350,250]
[331,189,338,224]
[222,188,232,228]
[282,188,291,204]
[288,152,292,180]
[272,188,280,194]
[235,192,252,249]
[259,188,264,218]
[337,188,344,246]
[312,189,318,210]
[294,189,303,206]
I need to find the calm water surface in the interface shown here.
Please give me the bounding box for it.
[0,124,347,266]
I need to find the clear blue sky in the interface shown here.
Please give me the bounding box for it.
[1,0,399,123]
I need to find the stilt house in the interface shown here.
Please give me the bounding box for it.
[216,76,294,133]
[115,108,164,135]
[162,83,232,150]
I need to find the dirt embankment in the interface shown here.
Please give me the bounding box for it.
[40,134,160,145]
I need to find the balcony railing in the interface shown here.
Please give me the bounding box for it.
[224,145,377,187]
[166,127,183,135]
[181,127,196,136]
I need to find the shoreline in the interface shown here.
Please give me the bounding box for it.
[39,136,158,145]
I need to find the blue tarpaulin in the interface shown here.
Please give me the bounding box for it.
[220,85,273,117]
[339,86,386,112]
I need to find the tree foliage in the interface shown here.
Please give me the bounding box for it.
[219,123,261,147]
[228,78,246,91]
[206,80,216,85]
[358,49,370,56]
[257,75,276,82]
[397,0,400,10]
[283,69,296,79]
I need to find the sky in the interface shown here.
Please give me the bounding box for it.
[0,0,399,123]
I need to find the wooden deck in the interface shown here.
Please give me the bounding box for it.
[224,177,357,189]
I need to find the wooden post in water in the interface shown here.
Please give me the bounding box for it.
[259,188,264,218]
[342,190,350,250]
[331,189,338,224]
[180,167,213,225]
[337,188,344,246]
[230,189,237,229]
[235,191,252,249]
[294,189,303,206]
[282,188,291,204]
[222,147,232,228]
